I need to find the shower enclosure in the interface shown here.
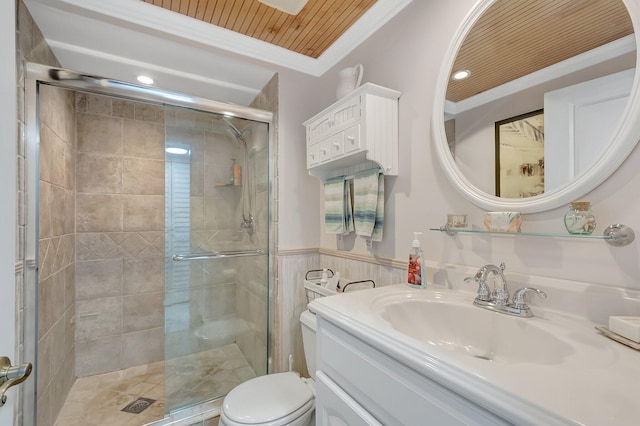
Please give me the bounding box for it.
[24,64,272,426]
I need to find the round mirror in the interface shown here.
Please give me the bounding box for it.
[432,0,640,213]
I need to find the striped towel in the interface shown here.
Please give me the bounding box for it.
[324,176,354,235]
[353,169,384,241]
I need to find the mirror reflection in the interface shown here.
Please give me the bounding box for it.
[444,0,635,199]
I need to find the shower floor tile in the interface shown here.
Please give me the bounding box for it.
[54,344,255,426]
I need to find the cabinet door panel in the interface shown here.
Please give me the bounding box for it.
[318,319,511,426]
[307,114,333,143]
[330,96,361,130]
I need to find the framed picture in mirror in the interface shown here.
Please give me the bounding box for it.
[495,110,544,198]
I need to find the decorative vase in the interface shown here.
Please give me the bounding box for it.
[564,202,597,235]
[336,64,364,99]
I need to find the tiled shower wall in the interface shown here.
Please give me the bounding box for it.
[16,2,66,425]
[37,85,76,426]
[74,93,166,376]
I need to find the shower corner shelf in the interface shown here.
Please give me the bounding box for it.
[429,224,635,247]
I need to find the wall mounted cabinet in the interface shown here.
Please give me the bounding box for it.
[304,83,400,181]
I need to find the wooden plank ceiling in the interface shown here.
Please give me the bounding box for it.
[142,0,377,58]
[447,0,634,102]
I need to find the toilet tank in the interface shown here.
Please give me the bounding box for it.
[299,310,317,379]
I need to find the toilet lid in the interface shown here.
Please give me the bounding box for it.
[223,372,314,424]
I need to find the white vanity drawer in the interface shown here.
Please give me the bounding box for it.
[330,133,345,158]
[316,371,383,426]
[344,124,360,153]
[307,144,320,168]
[317,319,510,426]
[317,139,332,163]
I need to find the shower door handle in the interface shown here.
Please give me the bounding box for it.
[0,356,32,407]
[172,249,266,261]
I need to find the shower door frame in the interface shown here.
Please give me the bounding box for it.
[23,62,275,424]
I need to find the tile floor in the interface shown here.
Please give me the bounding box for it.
[54,344,255,426]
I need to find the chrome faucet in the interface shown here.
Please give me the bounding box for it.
[466,262,547,318]
[473,262,509,305]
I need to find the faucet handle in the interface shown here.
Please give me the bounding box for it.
[464,276,491,302]
[511,287,547,309]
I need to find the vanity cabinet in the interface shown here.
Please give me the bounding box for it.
[303,83,400,180]
[315,371,383,426]
[316,317,510,426]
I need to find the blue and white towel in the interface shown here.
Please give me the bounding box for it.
[324,176,354,235]
[353,169,384,241]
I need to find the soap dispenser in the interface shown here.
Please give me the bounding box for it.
[320,269,329,286]
[407,232,426,288]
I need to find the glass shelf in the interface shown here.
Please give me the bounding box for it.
[429,224,635,247]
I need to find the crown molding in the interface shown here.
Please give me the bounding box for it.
[26,0,414,77]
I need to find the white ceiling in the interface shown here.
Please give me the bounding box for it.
[23,0,413,105]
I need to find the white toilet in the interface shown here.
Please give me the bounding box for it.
[219,310,317,426]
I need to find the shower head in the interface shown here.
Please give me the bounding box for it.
[221,116,248,144]
[217,115,254,232]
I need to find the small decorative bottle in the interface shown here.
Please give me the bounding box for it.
[564,201,597,235]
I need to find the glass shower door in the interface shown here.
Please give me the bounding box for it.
[163,105,269,412]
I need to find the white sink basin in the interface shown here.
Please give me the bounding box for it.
[311,284,640,425]
[371,290,610,366]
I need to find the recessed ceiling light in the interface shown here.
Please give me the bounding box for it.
[452,70,471,81]
[165,147,189,155]
[137,75,154,85]
[258,0,309,15]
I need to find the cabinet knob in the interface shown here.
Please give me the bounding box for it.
[333,143,340,149]
[321,148,327,154]
[310,153,315,159]
[347,136,355,141]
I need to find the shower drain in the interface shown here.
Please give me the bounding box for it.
[121,397,156,414]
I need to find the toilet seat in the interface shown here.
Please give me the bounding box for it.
[221,372,315,425]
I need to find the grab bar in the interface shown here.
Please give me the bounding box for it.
[172,249,266,262]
